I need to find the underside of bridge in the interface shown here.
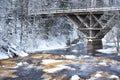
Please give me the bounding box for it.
[28,0,120,53]
[66,12,115,53]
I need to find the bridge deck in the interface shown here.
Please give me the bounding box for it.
[28,0,120,15]
[29,7,120,15]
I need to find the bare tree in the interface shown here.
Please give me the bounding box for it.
[113,27,120,54]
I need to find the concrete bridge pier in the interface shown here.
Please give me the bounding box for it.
[87,39,102,54]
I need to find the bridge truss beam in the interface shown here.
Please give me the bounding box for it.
[66,12,115,53]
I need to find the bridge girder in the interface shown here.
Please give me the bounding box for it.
[66,12,116,52]
[66,12,115,39]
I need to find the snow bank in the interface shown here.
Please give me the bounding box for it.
[0,53,9,60]
[96,48,116,54]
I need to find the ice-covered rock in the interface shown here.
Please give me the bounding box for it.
[70,75,80,80]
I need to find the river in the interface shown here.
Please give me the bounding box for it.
[0,44,120,80]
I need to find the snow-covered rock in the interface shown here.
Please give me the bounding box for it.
[0,53,9,60]
[70,75,80,80]
[110,75,119,79]
[43,64,75,73]
[94,73,102,78]
[98,62,108,66]
[41,59,63,65]
[10,49,28,57]
[64,55,77,59]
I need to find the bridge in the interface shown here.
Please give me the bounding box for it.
[28,0,120,53]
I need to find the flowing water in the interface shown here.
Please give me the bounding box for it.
[0,44,120,80]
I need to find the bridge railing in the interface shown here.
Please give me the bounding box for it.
[28,0,120,15]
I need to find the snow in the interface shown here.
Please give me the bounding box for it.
[18,51,28,57]
[70,75,80,80]
[1,0,119,60]
[71,50,82,52]
[105,43,116,46]
[9,48,28,57]
[96,48,116,54]
[17,62,23,66]
[0,53,9,60]
[0,0,84,59]
[98,62,107,66]
[41,59,63,65]
[26,38,83,53]
[110,75,119,79]
[9,43,29,57]
[64,55,77,59]
[96,40,120,54]
[41,59,75,73]
[83,55,90,58]
[43,64,74,73]
[94,73,102,78]
[102,39,116,47]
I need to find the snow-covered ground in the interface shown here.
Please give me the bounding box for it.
[96,39,117,54]
[0,53,9,60]
[96,48,116,54]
